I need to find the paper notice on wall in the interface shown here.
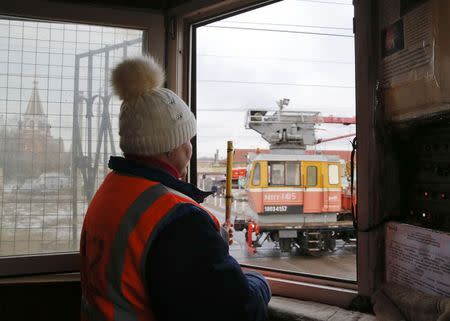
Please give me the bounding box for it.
[386,222,450,296]
[380,0,434,87]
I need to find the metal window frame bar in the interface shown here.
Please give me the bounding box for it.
[71,38,140,247]
[354,0,382,296]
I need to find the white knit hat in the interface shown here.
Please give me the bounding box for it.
[111,56,196,156]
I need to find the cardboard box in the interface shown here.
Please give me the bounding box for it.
[380,0,450,122]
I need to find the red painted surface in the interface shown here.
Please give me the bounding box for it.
[262,191,304,205]
[247,189,342,214]
[303,190,322,213]
[305,150,352,162]
[247,189,262,213]
[341,193,352,211]
[248,190,303,213]
[231,167,247,180]
[321,191,342,212]
[318,116,356,125]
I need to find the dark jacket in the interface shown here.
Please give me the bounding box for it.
[109,157,271,321]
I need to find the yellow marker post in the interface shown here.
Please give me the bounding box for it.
[225,141,233,226]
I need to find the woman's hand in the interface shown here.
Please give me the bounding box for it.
[221,222,234,245]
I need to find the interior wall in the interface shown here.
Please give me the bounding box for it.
[0,281,81,321]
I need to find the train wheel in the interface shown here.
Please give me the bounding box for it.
[324,236,336,252]
[279,239,291,252]
[341,232,350,243]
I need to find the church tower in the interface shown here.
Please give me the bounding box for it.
[21,80,50,152]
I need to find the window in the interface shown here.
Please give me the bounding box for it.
[286,162,300,186]
[0,17,143,258]
[306,166,318,186]
[252,162,261,186]
[195,0,356,282]
[267,161,300,186]
[269,162,285,185]
[329,164,339,185]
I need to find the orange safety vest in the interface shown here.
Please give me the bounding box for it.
[80,172,220,321]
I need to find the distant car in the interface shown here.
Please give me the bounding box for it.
[3,182,20,193]
[34,173,71,193]
[17,173,71,194]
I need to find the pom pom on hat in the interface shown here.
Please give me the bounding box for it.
[112,55,197,156]
[111,55,165,101]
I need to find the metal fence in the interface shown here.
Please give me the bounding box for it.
[71,37,142,247]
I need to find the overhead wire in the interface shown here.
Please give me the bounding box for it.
[218,20,353,31]
[197,54,354,65]
[197,107,355,111]
[197,79,355,88]
[294,0,353,5]
[202,25,353,38]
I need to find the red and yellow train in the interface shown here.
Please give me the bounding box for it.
[235,153,355,253]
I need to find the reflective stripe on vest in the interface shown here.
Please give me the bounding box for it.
[81,173,220,321]
[107,183,166,321]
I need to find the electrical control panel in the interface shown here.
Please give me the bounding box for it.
[402,124,450,232]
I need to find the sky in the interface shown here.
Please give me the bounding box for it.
[196,0,355,158]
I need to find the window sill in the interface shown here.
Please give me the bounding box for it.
[242,266,357,308]
[269,296,375,321]
[0,272,79,284]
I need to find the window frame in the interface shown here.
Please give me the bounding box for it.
[285,161,301,186]
[267,161,301,187]
[180,0,379,305]
[0,1,164,277]
[0,0,382,305]
[251,162,261,186]
[268,161,286,186]
[306,165,318,187]
[328,164,340,185]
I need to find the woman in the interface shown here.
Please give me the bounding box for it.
[80,56,271,321]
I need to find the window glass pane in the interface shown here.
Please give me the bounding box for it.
[269,162,285,185]
[329,164,339,185]
[286,162,300,185]
[307,166,317,186]
[252,162,261,186]
[0,17,143,257]
[196,0,356,281]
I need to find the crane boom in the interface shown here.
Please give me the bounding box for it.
[316,133,355,144]
[318,116,356,125]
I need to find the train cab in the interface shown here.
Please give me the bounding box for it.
[241,153,353,253]
[247,154,345,215]
[0,0,449,321]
